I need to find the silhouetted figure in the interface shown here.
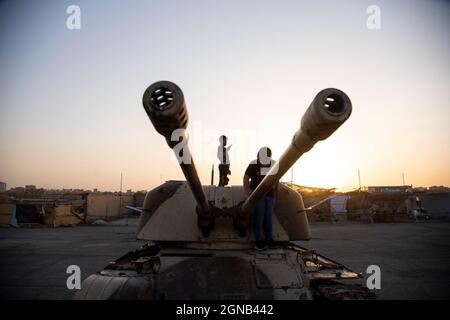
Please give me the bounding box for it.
[217,135,232,187]
[243,147,278,250]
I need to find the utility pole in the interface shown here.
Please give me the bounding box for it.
[402,172,405,186]
[120,172,123,194]
[358,169,362,191]
[119,172,126,226]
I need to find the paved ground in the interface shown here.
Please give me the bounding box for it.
[299,222,450,300]
[0,223,142,300]
[0,220,449,300]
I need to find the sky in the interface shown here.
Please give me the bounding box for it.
[0,0,449,192]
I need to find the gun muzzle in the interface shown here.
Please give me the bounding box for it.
[143,81,213,237]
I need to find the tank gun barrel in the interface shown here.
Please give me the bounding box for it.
[238,88,352,232]
[142,81,213,236]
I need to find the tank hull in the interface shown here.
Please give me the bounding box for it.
[74,242,374,300]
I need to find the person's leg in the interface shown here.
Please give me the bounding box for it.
[218,165,224,186]
[254,198,265,242]
[263,197,276,241]
[224,165,230,186]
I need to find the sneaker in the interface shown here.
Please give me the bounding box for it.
[254,241,267,251]
[267,240,277,249]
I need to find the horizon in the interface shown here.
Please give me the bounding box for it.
[2,180,449,194]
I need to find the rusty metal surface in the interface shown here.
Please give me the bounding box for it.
[287,243,362,282]
[75,242,370,300]
[314,283,376,300]
[73,274,158,300]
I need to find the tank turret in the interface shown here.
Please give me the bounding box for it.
[140,81,351,242]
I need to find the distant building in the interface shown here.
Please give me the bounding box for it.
[428,186,450,193]
[25,185,36,192]
[367,186,411,194]
[412,187,427,193]
[86,193,134,221]
[10,186,25,193]
[0,181,6,192]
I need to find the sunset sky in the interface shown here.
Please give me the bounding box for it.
[0,0,449,192]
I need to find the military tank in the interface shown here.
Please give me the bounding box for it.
[75,81,374,300]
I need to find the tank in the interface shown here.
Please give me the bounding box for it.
[74,81,374,300]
